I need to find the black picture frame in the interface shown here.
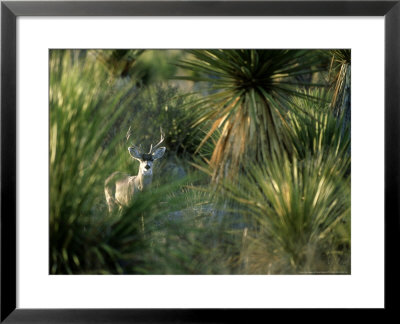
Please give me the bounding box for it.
[1,0,399,322]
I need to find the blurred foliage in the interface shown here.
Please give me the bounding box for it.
[90,49,185,86]
[90,49,145,81]
[112,85,216,161]
[49,49,135,273]
[50,49,351,275]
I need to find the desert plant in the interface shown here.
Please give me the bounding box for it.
[224,152,350,274]
[49,50,150,273]
[286,88,350,163]
[326,50,351,123]
[176,49,325,182]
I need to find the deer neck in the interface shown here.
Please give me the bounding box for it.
[135,172,153,191]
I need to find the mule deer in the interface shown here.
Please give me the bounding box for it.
[105,128,166,213]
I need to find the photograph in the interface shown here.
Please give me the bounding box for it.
[49,49,351,275]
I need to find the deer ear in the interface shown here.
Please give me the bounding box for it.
[128,147,142,160]
[152,147,166,160]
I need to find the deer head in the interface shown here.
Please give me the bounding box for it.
[127,128,166,176]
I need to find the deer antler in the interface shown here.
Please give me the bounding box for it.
[126,126,143,153]
[148,127,165,153]
[126,126,132,142]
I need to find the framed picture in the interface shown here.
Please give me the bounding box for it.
[1,0,398,322]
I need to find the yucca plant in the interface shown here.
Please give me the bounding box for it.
[176,49,325,182]
[49,50,147,273]
[224,152,351,274]
[327,50,351,121]
[286,88,350,164]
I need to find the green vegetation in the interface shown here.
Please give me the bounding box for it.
[50,49,351,274]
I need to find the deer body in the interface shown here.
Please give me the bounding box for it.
[105,129,166,213]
